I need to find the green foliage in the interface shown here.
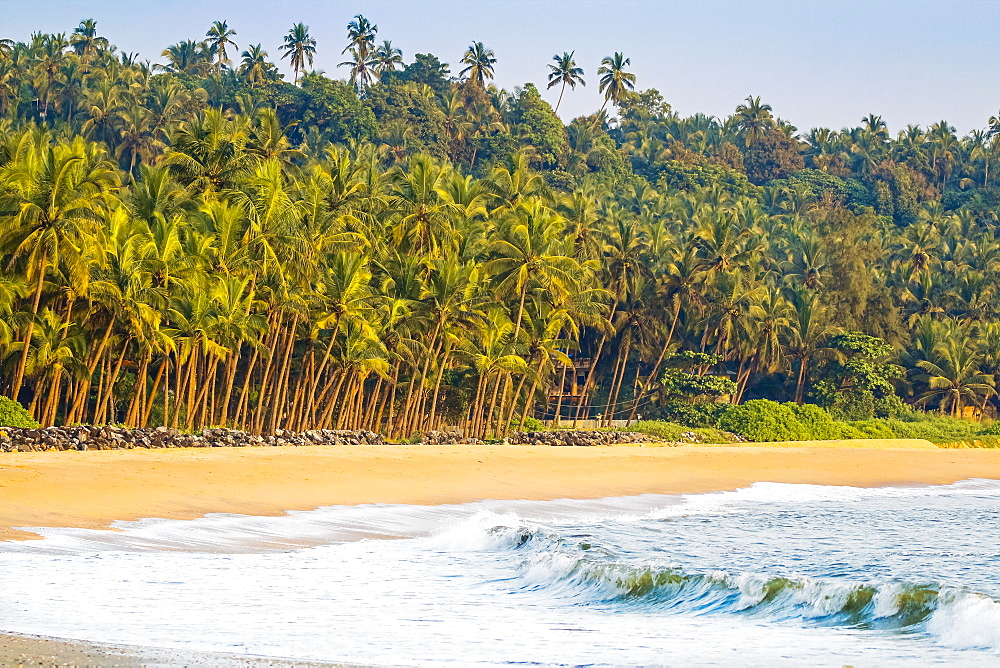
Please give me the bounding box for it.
[719,399,811,442]
[389,53,451,95]
[657,352,737,402]
[813,332,903,419]
[743,129,805,184]
[789,403,864,439]
[655,160,761,200]
[367,81,449,157]
[512,416,544,431]
[283,72,376,143]
[658,401,733,428]
[770,169,875,211]
[0,397,39,428]
[507,84,567,169]
[848,413,980,443]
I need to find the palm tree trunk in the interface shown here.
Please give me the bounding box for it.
[794,357,809,405]
[10,261,47,404]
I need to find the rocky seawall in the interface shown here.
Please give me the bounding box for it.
[0,426,669,452]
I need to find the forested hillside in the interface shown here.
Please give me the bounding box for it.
[0,17,997,435]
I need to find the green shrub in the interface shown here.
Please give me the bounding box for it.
[978,421,1000,436]
[718,400,811,442]
[790,403,865,439]
[659,401,734,428]
[617,420,692,441]
[844,414,981,443]
[0,397,39,428]
[511,416,544,431]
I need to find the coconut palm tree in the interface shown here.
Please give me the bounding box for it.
[917,338,996,417]
[546,51,585,113]
[372,40,403,77]
[734,95,774,147]
[239,44,273,87]
[597,52,635,112]
[206,20,238,73]
[0,136,119,403]
[460,42,496,89]
[279,23,316,84]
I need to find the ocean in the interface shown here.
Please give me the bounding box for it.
[1,480,999,666]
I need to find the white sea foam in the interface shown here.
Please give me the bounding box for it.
[2,480,1000,665]
[927,590,1000,650]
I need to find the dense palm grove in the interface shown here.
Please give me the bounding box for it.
[1,16,998,435]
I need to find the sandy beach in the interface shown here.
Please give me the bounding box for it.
[1,439,996,542]
[4,439,1000,666]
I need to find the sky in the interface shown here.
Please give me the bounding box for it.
[2,0,998,135]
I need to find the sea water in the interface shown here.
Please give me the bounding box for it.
[1,480,1000,666]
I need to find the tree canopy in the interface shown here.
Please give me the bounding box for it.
[3,17,1000,436]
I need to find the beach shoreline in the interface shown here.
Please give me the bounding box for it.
[3,439,1000,664]
[0,439,995,542]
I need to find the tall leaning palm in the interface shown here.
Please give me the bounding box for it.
[460,42,496,89]
[279,23,316,84]
[546,51,584,113]
[597,52,635,112]
[206,20,238,73]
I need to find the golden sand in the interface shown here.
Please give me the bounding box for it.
[1,439,998,541]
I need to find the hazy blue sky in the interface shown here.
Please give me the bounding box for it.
[3,0,997,135]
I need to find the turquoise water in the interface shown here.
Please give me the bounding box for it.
[1,480,1000,665]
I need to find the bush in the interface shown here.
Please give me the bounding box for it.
[719,400,811,442]
[511,416,544,431]
[0,397,39,428]
[790,403,864,439]
[659,401,734,428]
[845,414,981,443]
[978,421,1000,437]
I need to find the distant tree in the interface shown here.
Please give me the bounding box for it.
[339,14,377,90]
[460,42,496,89]
[507,83,568,169]
[372,40,403,76]
[734,96,774,147]
[206,20,237,73]
[546,51,584,113]
[597,52,635,112]
[279,22,316,84]
[743,129,805,184]
[239,44,279,87]
[392,53,451,94]
[283,72,377,143]
[70,19,107,62]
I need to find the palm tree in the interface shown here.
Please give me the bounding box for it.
[734,96,774,147]
[372,40,403,77]
[343,14,377,60]
[239,44,272,87]
[546,51,584,113]
[460,42,496,89]
[279,23,316,84]
[206,20,238,73]
[597,52,635,112]
[70,19,107,63]
[917,338,996,417]
[0,136,119,403]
